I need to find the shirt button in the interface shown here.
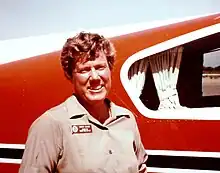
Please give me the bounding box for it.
[108,150,113,154]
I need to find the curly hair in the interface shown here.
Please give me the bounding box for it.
[60,32,116,80]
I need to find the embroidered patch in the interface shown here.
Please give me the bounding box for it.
[72,125,92,134]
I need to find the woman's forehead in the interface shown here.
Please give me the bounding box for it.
[76,53,108,67]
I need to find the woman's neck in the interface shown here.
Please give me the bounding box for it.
[76,97,110,124]
[87,102,110,124]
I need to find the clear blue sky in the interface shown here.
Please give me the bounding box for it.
[1,0,220,40]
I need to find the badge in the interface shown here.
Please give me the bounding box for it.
[72,125,92,134]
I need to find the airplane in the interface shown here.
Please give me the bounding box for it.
[0,12,220,173]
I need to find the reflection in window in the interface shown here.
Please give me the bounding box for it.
[203,49,220,96]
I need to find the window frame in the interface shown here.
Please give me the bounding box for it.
[120,23,220,120]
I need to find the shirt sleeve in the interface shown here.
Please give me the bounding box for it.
[19,112,63,173]
[132,116,148,173]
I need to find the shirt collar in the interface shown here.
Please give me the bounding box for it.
[65,94,130,119]
[65,95,88,119]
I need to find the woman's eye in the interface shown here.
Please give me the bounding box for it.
[79,68,90,73]
[97,66,105,70]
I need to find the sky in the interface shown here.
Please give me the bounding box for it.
[1,0,220,40]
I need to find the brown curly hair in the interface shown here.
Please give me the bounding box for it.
[60,32,116,80]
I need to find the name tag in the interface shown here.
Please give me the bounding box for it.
[72,125,92,134]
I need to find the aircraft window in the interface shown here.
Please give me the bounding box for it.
[202,49,220,97]
[123,28,220,120]
[129,33,220,110]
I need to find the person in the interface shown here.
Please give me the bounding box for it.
[19,32,148,173]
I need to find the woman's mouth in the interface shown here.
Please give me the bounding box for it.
[88,86,103,92]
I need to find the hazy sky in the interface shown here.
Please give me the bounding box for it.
[1,0,220,40]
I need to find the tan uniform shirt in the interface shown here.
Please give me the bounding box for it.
[19,95,147,173]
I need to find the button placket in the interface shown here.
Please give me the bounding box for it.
[108,149,113,154]
[104,130,114,156]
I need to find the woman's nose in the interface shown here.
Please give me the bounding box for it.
[90,68,99,80]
